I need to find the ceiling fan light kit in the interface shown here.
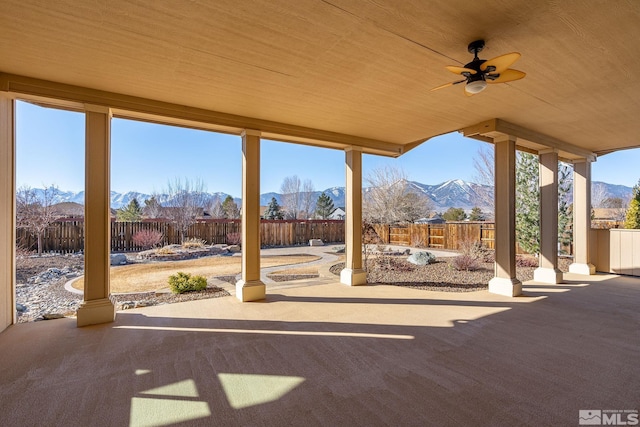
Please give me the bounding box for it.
[432,40,525,95]
[465,78,487,94]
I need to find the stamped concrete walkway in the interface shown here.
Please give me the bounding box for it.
[1,271,638,426]
[226,244,457,293]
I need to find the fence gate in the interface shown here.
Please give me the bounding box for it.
[389,226,410,246]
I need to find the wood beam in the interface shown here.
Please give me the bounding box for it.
[494,120,596,162]
[0,73,403,157]
[461,119,597,162]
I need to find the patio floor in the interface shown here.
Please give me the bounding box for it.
[1,273,638,426]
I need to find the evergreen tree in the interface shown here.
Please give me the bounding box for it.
[469,206,485,221]
[624,179,640,229]
[442,207,467,221]
[222,195,240,219]
[117,198,143,222]
[516,153,540,254]
[315,192,335,219]
[557,163,573,253]
[515,153,574,255]
[264,197,284,220]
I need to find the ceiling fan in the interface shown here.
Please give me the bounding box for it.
[432,40,525,95]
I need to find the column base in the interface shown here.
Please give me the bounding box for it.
[236,280,266,302]
[77,298,116,327]
[488,277,522,297]
[533,267,563,284]
[568,263,596,275]
[340,268,367,286]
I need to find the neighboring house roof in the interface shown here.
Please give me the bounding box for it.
[52,202,84,217]
[415,214,445,224]
[328,207,346,219]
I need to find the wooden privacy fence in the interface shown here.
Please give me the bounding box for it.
[19,219,500,254]
[373,222,495,250]
[17,219,345,254]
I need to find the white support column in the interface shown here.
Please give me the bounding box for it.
[489,135,522,296]
[569,159,596,275]
[534,150,563,283]
[341,147,366,286]
[236,130,266,301]
[0,97,16,332]
[77,105,116,327]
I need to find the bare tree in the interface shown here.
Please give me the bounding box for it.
[162,177,208,242]
[143,195,163,219]
[363,165,432,224]
[207,195,226,219]
[603,196,627,222]
[472,143,495,210]
[591,182,609,209]
[301,179,316,219]
[280,175,302,219]
[16,185,62,255]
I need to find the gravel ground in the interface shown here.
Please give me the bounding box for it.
[330,255,572,292]
[16,254,85,283]
[15,254,229,323]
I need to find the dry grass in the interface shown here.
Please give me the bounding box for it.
[73,254,320,293]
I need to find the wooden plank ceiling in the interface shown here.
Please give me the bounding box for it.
[1,0,639,157]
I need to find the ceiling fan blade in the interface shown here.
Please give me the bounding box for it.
[445,66,477,75]
[431,79,466,91]
[487,69,526,84]
[480,52,521,74]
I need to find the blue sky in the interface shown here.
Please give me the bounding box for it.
[15,101,640,196]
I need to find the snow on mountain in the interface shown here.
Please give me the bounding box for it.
[32,179,633,212]
[407,179,493,211]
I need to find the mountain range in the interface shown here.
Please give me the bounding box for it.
[33,179,633,213]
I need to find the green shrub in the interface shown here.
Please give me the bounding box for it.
[168,272,208,294]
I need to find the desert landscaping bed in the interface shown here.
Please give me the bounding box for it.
[15,252,320,322]
[330,255,572,292]
[16,251,572,322]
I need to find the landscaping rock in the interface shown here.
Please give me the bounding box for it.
[42,313,64,320]
[407,251,436,266]
[309,239,324,246]
[137,245,232,261]
[110,254,127,266]
[16,303,26,312]
[227,245,241,253]
[121,301,136,310]
[333,246,345,253]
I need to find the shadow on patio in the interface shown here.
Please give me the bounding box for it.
[0,273,638,426]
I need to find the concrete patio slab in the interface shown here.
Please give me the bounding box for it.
[0,273,638,426]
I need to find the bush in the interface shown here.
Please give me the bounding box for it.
[516,255,539,268]
[458,239,495,262]
[370,255,415,272]
[226,232,241,245]
[182,237,206,248]
[452,254,481,271]
[133,229,163,249]
[156,245,176,255]
[411,234,426,248]
[168,272,208,294]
